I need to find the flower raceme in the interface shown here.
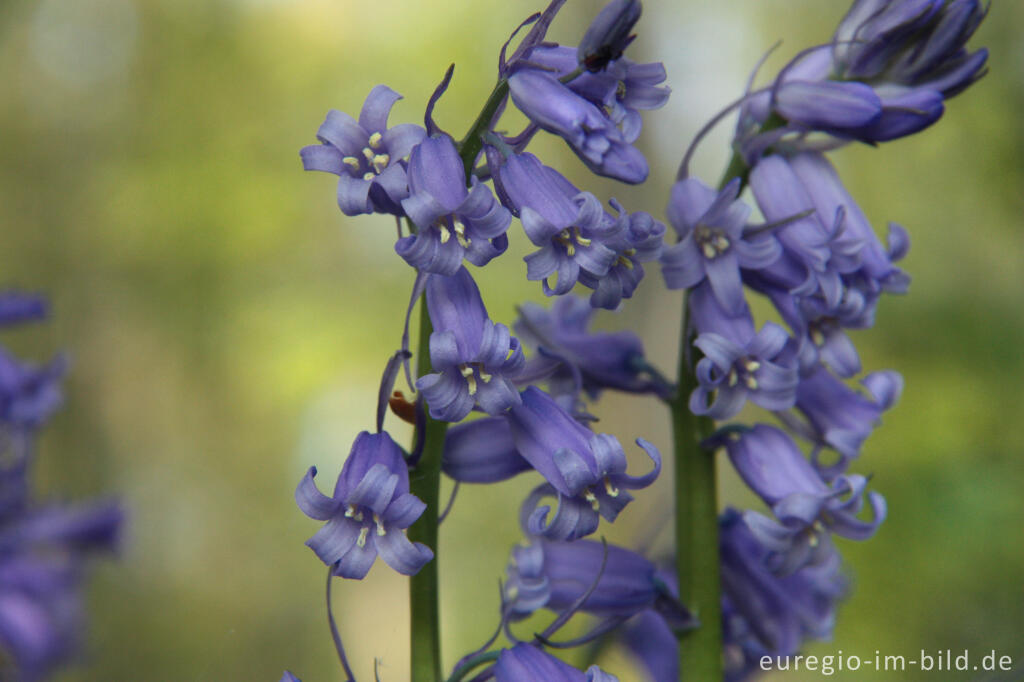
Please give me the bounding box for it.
[296,431,432,580]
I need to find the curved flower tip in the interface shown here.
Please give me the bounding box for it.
[396,135,511,275]
[279,673,301,682]
[296,431,432,579]
[300,85,426,217]
[495,643,619,681]
[416,267,524,422]
[510,386,660,540]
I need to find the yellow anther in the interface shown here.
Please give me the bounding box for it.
[506,585,519,601]
[702,243,717,259]
[439,224,451,244]
[374,513,386,536]
[478,370,493,383]
[616,255,634,269]
[454,221,470,248]
[713,235,731,251]
[357,526,369,548]
[368,132,383,149]
[728,370,739,387]
[362,147,375,162]
[372,154,390,173]
[616,80,627,99]
[807,532,819,548]
[461,365,478,395]
[362,172,375,181]
[810,328,826,346]
[624,248,636,257]
[573,228,592,247]
[745,360,761,372]
[604,477,620,498]
[584,490,600,511]
[344,504,356,518]
[342,156,361,170]
[566,244,576,256]
[745,375,759,390]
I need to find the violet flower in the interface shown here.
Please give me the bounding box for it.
[396,135,512,275]
[300,85,426,216]
[514,295,666,399]
[661,177,780,315]
[577,0,642,72]
[296,431,432,579]
[441,416,531,484]
[507,69,649,184]
[416,267,524,422]
[723,424,887,573]
[509,387,660,541]
[494,153,621,297]
[578,201,665,310]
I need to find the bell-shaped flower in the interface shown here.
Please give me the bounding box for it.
[719,508,846,666]
[504,538,693,627]
[495,153,622,297]
[524,45,670,145]
[296,431,432,580]
[396,135,512,275]
[494,644,619,682]
[618,610,678,682]
[509,387,660,541]
[0,293,46,328]
[578,201,665,310]
[577,0,642,72]
[723,424,886,573]
[441,416,530,484]
[416,268,524,422]
[514,295,666,399]
[690,320,798,421]
[508,69,649,184]
[661,177,779,315]
[300,85,426,216]
[794,366,903,471]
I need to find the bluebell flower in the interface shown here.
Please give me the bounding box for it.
[0,293,46,328]
[619,610,678,682]
[279,673,301,682]
[719,508,846,677]
[578,201,665,310]
[690,320,798,421]
[524,44,670,145]
[504,538,692,626]
[508,69,649,183]
[441,416,531,484]
[509,387,660,541]
[416,267,524,422]
[577,0,642,72]
[296,431,432,579]
[794,366,903,473]
[514,295,665,399]
[495,153,622,296]
[300,85,426,216]
[661,178,780,315]
[494,643,619,682]
[396,135,512,275]
[723,424,886,573]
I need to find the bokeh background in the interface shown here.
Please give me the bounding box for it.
[0,0,1022,680]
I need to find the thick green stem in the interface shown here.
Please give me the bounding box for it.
[670,291,722,681]
[408,302,448,682]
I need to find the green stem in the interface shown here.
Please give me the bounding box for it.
[444,650,502,682]
[457,79,510,182]
[669,290,722,681]
[408,301,449,682]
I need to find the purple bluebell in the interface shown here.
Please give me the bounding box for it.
[723,424,887,573]
[509,387,660,541]
[619,610,678,682]
[578,0,642,72]
[279,673,301,682]
[300,85,426,216]
[494,153,621,296]
[296,431,432,579]
[578,201,665,310]
[395,135,512,275]
[494,643,619,682]
[793,366,903,472]
[416,267,524,422]
[514,295,665,400]
[441,416,530,484]
[661,177,780,315]
[504,539,691,627]
[507,69,649,184]
[523,44,670,147]
[690,319,798,421]
[719,508,846,678]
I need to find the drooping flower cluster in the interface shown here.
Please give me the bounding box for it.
[0,293,122,681]
[291,0,988,680]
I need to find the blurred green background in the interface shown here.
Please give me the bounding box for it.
[0,0,1021,680]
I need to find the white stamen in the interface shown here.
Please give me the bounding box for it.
[584,490,599,511]
[357,526,369,548]
[374,513,386,536]
[604,477,620,497]
[702,243,717,259]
